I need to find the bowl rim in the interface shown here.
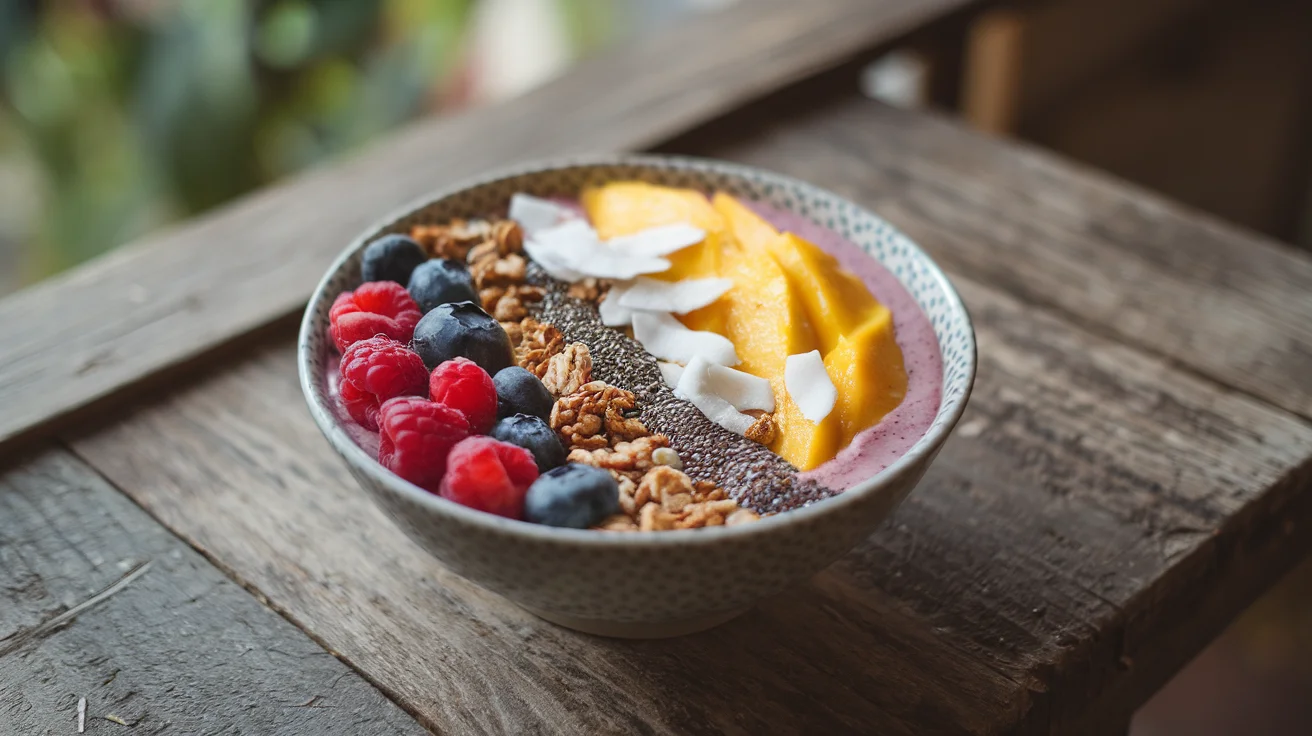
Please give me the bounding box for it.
[298,153,976,548]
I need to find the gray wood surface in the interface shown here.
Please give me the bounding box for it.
[63,158,1312,736]
[665,86,1312,420]
[0,448,425,735]
[0,0,979,453]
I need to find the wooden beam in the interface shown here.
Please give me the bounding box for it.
[0,448,424,735]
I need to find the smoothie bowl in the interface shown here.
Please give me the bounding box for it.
[298,156,975,637]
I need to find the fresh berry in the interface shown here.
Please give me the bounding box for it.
[412,301,514,374]
[523,463,620,528]
[338,337,428,430]
[493,366,553,420]
[329,281,422,352]
[438,436,539,519]
[361,234,427,285]
[429,357,498,434]
[408,259,478,314]
[491,414,566,472]
[377,397,470,492]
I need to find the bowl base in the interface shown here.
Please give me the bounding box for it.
[521,605,750,638]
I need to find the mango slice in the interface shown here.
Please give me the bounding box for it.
[581,181,734,283]
[767,232,885,355]
[708,247,841,470]
[711,191,779,251]
[823,311,908,445]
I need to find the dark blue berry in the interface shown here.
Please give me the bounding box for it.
[361,235,427,285]
[493,366,553,420]
[412,301,513,374]
[492,414,566,472]
[524,463,620,528]
[407,259,478,314]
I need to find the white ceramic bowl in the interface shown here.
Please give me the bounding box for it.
[298,155,975,638]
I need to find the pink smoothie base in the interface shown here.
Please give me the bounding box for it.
[748,203,943,492]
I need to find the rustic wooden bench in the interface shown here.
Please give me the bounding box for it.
[3,1,1310,733]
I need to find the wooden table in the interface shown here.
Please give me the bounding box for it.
[3,1,1310,733]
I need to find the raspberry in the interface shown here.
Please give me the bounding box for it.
[377,397,470,493]
[438,437,539,519]
[338,337,428,430]
[329,281,422,352]
[429,357,498,435]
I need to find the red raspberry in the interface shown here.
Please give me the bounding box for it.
[438,437,539,519]
[338,337,428,430]
[377,397,470,493]
[429,357,498,435]
[329,281,422,352]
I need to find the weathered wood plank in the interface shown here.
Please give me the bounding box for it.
[0,448,425,735]
[663,88,1312,419]
[0,0,981,453]
[66,265,1312,733]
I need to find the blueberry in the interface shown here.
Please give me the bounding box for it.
[492,414,566,472]
[493,366,553,420]
[412,301,514,374]
[524,463,620,528]
[361,234,427,285]
[407,259,478,314]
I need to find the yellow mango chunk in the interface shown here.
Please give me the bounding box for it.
[767,232,884,355]
[712,192,779,251]
[581,181,734,283]
[823,312,908,445]
[708,247,841,470]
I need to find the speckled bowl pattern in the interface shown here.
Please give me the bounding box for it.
[298,155,976,638]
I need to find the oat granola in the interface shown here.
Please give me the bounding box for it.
[510,318,564,376]
[540,343,593,397]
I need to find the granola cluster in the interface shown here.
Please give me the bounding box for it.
[547,378,759,532]
[410,218,543,321]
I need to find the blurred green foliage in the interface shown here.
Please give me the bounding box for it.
[0,0,622,285]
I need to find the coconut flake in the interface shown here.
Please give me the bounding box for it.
[658,361,684,388]
[632,311,739,366]
[509,193,577,235]
[598,281,636,326]
[523,237,585,281]
[674,356,755,435]
[785,350,837,422]
[526,221,670,281]
[607,223,706,257]
[705,363,775,412]
[618,277,733,314]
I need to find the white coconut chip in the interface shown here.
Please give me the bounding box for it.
[658,361,684,388]
[607,223,706,257]
[526,220,671,281]
[523,237,585,281]
[617,277,733,314]
[674,356,755,435]
[632,311,739,366]
[598,281,636,326]
[509,193,577,235]
[784,350,837,422]
[705,363,775,412]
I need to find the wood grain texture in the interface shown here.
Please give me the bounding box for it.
[665,89,1312,420]
[0,448,425,736]
[66,265,1312,734]
[0,0,981,453]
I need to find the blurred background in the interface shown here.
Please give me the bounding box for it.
[1,0,1308,733]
